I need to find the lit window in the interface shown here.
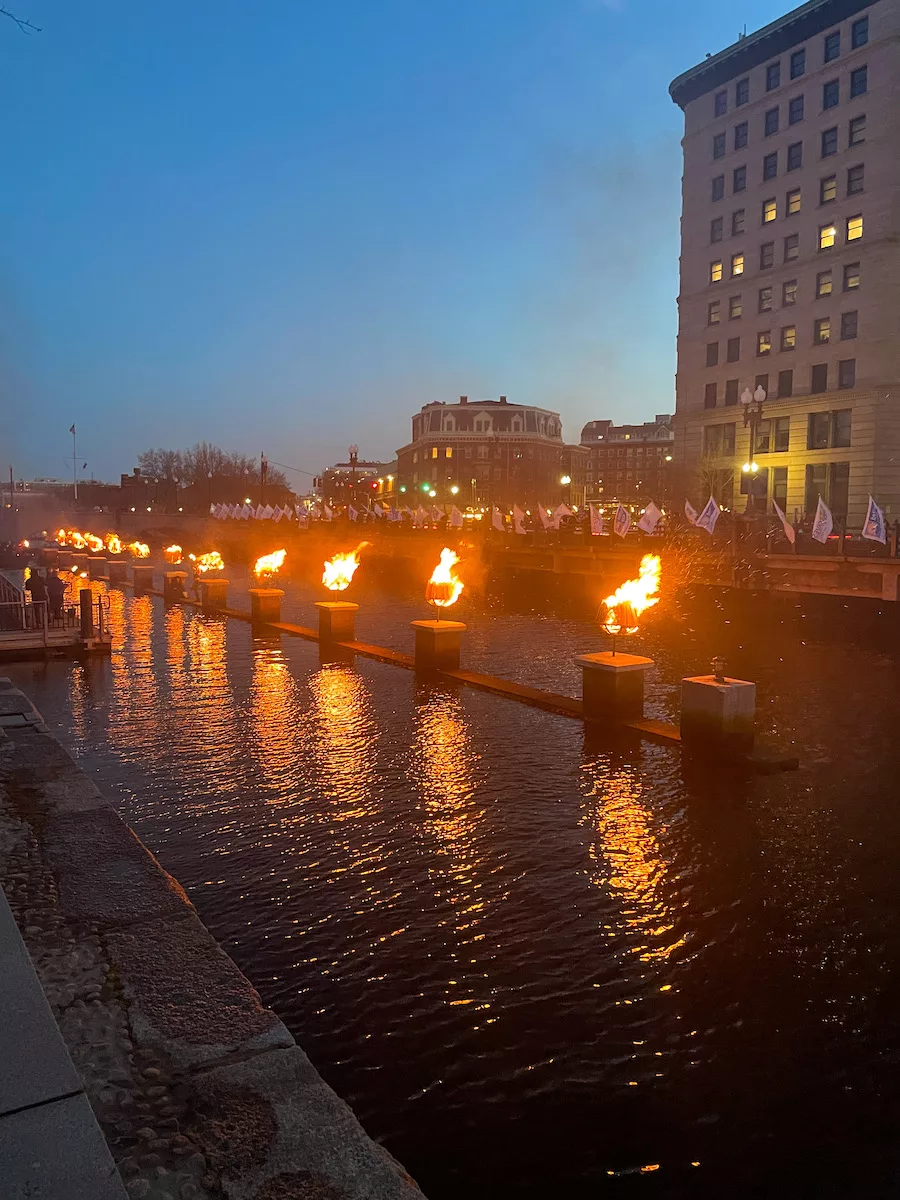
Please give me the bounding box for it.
[824,30,840,62]
[790,48,805,79]
[757,331,772,356]
[787,141,803,169]
[733,165,747,192]
[843,262,860,291]
[840,311,858,340]
[850,66,867,98]
[729,295,743,320]
[816,270,833,297]
[734,121,748,149]
[838,359,856,389]
[766,62,781,91]
[732,208,745,235]
[823,79,839,108]
[736,78,749,106]
[431,446,438,458]
[819,223,836,250]
[715,89,727,116]
[762,197,777,223]
[731,252,744,277]
[710,260,724,283]
[781,326,796,350]
[789,95,804,124]
[782,279,797,306]
[763,152,778,180]
[445,447,453,458]
[820,175,837,203]
[713,132,726,158]
[822,127,838,156]
[849,115,866,146]
[846,214,863,241]
[711,216,724,242]
[814,316,831,344]
[712,174,725,201]
[847,164,864,195]
[852,17,868,49]
[760,241,775,269]
[786,188,801,214]
[758,286,773,312]
[784,233,799,261]
[708,300,721,324]
[764,107,779,135]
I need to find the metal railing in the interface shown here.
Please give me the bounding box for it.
[0,599,81,642]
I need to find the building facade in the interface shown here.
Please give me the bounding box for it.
[396,397,586,507]
[580,415,674,507]
[319,460,395,508]
[670,0,899,524]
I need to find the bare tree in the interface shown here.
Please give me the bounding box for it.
[696,455,734,506]
[1,7,41,33]
[136,442,288,489]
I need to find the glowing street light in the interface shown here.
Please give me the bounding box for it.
[450,485,459,495]
[560,475,572,486]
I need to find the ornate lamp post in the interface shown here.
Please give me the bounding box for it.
[740,385,766,513]
[348,444,358,507]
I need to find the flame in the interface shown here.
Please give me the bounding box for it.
[164,544,183,564]
[427,548,464,608]
[84,534,104,552]
[188,551,224,573]
[254,549,287,578]
[104,534,124,555]
[322,542,369,592]
[128,541,151,558]
[602,554,661,632]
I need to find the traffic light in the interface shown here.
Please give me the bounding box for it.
[421,483,430,492]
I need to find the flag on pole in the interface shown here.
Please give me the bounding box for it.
[272,506,283,522]
[589,504,603,536]
[374,502,384,517]
[695,495,721,535]
[415,505,428,527]
[283,506,293,519]
[69,424,76,435]
[637,501,662,534]
[432,506,443,522]
[613,504,630,538]
[537,503,553,531]
[449,505,464,529]
[772,499,795,545]
[811,496,833,544]
[513,505,526,534]
[862,495,886,544]
[684,499,698,525]
[322,503,333,521]
[492,507,505,532]
[349,505,358,521]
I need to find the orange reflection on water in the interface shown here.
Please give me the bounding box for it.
[250,645,305,794]
[580,755,684,964]
[107,593,159,758]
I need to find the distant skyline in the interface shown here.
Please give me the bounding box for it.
[3,0,792,484]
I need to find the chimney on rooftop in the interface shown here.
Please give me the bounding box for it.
[499,395,507,404]
[459,395,468,405]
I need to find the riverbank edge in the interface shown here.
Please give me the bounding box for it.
[0,678,425,1200]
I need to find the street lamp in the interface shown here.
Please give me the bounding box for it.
[450,485,459,495]
[740,385,766,512]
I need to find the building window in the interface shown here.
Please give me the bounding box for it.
[710,260,723,283]
[811,362,828,393]
[706,341,719,366]
[787,141,803,170]
[819,223,836,250]
[838,359,856,389]
[757,330,772,356]
[762,152,778,181]
[784,233,799,261]
[788,95,804,124]
[731,252,744,277]
[808,410,842,449]
[755,372,770,394]
[732,208,745,235]
[445,447,453,458]
[814,316,831,344]
[782,279,797,306]
[708,300,721,325]
[704,422,736,455]
[773,466,788,506]
[824,30,840,62]
[805,462,849,516]
[848,114,866,146]
[712,174,725,201]
[820,174,837,203]
[840,311,858,340]
[846,164,864,195]
[431,446,438,458]
[850,66,867,98]
[846,213,863,241]
[778,368,794,398]
[715,89,728,116]
[713,132,726,159]
[733,165,747,192]
[760,241,775,269]
[724,379,739,406]
[766,62,781,91]
[758,285,773,312]
[734,121,748,149]
[729,294,743,320]
[843,261,860,291]
[727,336,741,362]
[822,127,838,156]
[762,197,777,223]
[736,78,749,106]
[764,107,779,136]
[790,48,806,79]
[816,270,833,297]
[781,325,796,350]
[704,382,718,409]
[851,16,868,48]
[755,418,772,453]
[711,216,724,242]
[786,187,801,215]
[823,79,839,108]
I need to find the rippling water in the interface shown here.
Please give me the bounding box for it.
[8,575,900,1199]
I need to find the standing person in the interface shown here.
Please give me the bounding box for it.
[24,570,48,624]
[45,569,66,622]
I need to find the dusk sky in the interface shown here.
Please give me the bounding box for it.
[3,0,788,486]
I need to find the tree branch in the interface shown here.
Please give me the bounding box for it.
[1,7,42,33]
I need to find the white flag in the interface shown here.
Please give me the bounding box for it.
[272,505,283,522]
[811,496,833,544]
[241,504,251,520]
[432,506,443,522]
[263,505,275,519]
[491,507,505,532]
[613,504,630,538]
[772,499,795,545]
[349,505,358,521]
[589,504,603,537]
[513,504,526,535]
[537,503,553,531]
[415,505,428,527]
[209,503,216,515]
[862,495,886,544]
[283,506,293,519]
[449,505,464,529]
[374,502,384,517]
[695,495,721,534]
[684,499,698,525]
[637,501,662,534]
[390,506,402,522]
[322,503,333,521]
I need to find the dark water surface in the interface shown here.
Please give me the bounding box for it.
[7,575,900,1199]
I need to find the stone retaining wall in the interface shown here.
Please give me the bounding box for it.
[0,678,424,1200]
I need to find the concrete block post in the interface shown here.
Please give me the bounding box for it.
[315,601,358,642]
[79,588,94,639]
[57,552,73,571]
[575,651,653,723]
[88,557,108,580]
[199,578,229,610]
[70,553,90,573]
[250,588,285,623]
[163,572,189,602]
[107,560,128,583]
[680,674,756,754]
[41,548,59,568]
[132,565,155,592]
[411,619,466,670]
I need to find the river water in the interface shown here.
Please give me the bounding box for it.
[6,570,900,1199]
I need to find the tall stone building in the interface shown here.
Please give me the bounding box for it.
[670,0,897,524]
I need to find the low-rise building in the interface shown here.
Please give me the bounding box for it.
[580,415,674,506]
[319,460,395,508]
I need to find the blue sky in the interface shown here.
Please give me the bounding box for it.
[2,0,788,484]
